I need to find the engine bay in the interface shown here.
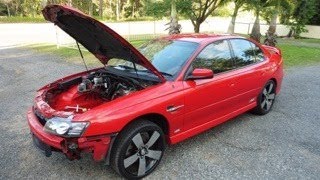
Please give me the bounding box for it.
[45,69,157,113]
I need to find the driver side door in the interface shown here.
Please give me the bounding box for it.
[182,40,239,134]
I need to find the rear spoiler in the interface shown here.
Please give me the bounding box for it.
[262,45,282,56]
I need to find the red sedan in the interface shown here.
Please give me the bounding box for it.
[27,5,283,179]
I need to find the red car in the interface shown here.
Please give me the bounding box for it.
[27,5,283,179]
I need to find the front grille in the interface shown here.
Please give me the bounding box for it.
[34,107,47,126]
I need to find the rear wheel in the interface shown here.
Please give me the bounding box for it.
[111,120,165,179]
[252,80,276,115]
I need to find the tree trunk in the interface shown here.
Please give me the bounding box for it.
[88,0,93,16]
[116,0,120,20]
[168,0,181,34]
[268,13,277,35]
[6,4,11,17]
[132,3,135,18]
[194,21,201,33]
[227,4,240,34]
[250,11,261,42]
[99,0,103,18]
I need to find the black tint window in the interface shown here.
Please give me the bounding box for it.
[193,40,233,73]
[252,44,265,62]
[230,39,256,67]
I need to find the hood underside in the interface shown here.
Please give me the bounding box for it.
[42,5,165,82]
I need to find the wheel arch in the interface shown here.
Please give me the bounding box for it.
[128,113,170,136]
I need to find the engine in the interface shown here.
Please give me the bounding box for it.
[77,70,143,101]
[45,69,157,113]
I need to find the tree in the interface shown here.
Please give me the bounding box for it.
[180,0,227,33]
[288,0,317,38]
[244,0,272,42]
[167,0,181,34]
[2,0,12,16]
[227,0,246,34]
[308,0,320,25]
[265,0,294,37]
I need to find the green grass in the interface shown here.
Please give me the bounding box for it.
[0,16,46,23]
[28,39,149,66]
[278,44,320,67]
[28,38,320,68]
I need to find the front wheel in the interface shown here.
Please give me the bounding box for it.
[252,80,276,115]
[111,120,165,179]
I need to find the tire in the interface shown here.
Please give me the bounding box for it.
[252,80,276,115]
[110,120,166,179]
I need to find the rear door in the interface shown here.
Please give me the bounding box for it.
[228,39,268,109]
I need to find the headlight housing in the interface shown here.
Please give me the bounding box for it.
[44,117,89,137]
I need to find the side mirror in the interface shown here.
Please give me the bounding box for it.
[187,68,214,80]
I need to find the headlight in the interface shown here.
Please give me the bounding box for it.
[44,117,89,137]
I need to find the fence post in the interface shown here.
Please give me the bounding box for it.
[154,18,156,38]
[128,22,131,41]
[55,25,60,49]
[247,23,251,35]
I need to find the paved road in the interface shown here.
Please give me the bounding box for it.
[0,47,320,179]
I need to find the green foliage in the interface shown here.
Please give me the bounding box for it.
[212,4,232,17]
[289,0,317,38]
[308,0,320,25]
[144,0,191,19]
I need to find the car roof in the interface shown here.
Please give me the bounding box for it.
[160,33,245,44]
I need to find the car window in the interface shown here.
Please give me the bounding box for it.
[230,39,257,67]
[252,44,265,62]
[192,40,234,74]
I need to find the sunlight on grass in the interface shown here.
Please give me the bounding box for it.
[279,44,320,67]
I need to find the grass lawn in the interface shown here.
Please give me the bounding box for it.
[0,16,47,23]
[28,39,148,66]
[28,38,320,68]
[279,44,320,67]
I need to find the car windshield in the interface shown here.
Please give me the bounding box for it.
[108,40,199,78]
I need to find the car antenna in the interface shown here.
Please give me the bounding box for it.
[76,41,89,72]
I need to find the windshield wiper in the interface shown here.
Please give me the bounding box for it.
[114,66,172,77]
[139,70,173,77]
[159,71,173,77]
[115,65,135,70]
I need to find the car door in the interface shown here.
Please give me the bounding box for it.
[183,40,239,132]
[228,39,268,109]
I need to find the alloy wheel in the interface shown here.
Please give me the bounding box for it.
[261,82,276,111]
[123,130,163,177]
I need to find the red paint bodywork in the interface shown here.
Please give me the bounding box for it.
[27,7,283,163]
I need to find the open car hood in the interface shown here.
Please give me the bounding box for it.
[42,5,165,82]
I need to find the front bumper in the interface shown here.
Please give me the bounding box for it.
[27,108,112,161]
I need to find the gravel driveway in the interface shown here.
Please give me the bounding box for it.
[0,47,319,179]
